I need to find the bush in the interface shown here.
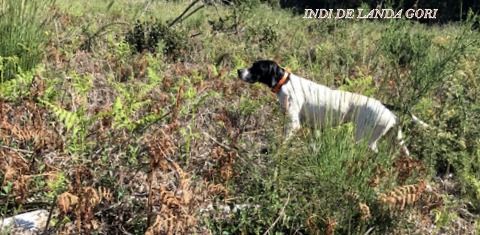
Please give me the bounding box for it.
[125,19,189,60]
[0,0,54,81]
[379,17,478,170]
[379,19,473,112]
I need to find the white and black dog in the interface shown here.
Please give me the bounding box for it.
[238,60,418,155]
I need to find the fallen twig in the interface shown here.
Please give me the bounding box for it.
[202,131,235,152]
[0,145,33,154]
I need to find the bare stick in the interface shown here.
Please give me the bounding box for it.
[173,5,205,26]
[168,0,201,27]
[42,195,56,235]
[202,131,235,152]
[0,145,33,154]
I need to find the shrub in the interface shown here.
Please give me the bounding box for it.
[379,15,480,218]
[125,19,189,60]
[245,24,279,50]
[379,19,473,112]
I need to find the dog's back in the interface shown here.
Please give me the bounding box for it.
[279,74,398,149]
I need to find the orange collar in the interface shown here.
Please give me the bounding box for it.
[271,70,290,93]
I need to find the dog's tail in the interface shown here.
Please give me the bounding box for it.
[410,113,430,129]
[383,103,430,129]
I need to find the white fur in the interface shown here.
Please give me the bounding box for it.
[277,73,409,155]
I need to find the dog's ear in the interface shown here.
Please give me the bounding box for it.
[269,62,283,87]
[270,76,277,88]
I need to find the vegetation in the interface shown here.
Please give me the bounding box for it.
[0,0,479,234]
[0,0,55,81]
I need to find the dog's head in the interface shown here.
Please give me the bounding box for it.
[237,60,285,88]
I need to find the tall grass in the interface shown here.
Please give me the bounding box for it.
[211,121,402,234]
[0,0,55,81]
[275,124,396,233]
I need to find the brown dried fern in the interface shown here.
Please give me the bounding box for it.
[145,163,198,235]
[394,156,425,184]
[359,202,371,221]
[378,180,427,211]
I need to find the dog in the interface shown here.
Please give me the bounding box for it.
[238,60,414,155]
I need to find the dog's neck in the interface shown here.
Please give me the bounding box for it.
[271,68,290,93]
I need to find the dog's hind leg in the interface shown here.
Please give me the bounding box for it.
[367,124,392,153]
[396,129,410,156]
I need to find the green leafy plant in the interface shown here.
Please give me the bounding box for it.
[210,120,405,234]
[339,75,377,96]
[0,65,36,100]
[245,24,279,50]
[40,99,91,153]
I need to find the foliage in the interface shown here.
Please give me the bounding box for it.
[379,18,475,112]
[0,66,36,100]
[125,19,189,60]
[246,24,279,50]
[211,121,423,234]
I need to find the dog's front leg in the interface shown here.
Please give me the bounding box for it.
[285,117,300,140]
[284,105,301,140]
[279,93,301,141]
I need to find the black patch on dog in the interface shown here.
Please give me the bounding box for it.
[245,60,286,88]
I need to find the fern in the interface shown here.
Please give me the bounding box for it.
[112,97,130,129]
[462,173,480,201]
[71,72,93,96]
[0,62,38,100]
[41,100,81,135]
[138,65,164,98]
[378,181,426,211]
[40,99,95,153]
[146,66,162,84]
[110,69,168,131]
[339,75,377,96]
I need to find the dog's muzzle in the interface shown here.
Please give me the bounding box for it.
[237,69,254,83]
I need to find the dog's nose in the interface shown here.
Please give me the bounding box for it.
[237,69,242,78]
